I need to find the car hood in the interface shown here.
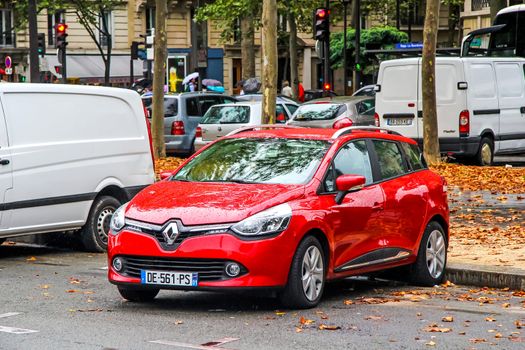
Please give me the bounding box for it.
[125,181,305,226]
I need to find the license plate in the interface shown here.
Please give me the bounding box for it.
[140,270,198,287]
[387,118,412,126]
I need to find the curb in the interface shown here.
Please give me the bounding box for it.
[445,262,525,290]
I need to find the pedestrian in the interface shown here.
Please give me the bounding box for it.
[281,80,293,98]
[237,81,245,95]
[189,78,196,92]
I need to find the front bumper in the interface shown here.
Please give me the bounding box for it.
[108,228,296,289]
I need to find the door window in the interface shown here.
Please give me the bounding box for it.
[400,142,425,171]
[199,96,222,116]
[286,104,299,115]
[373,140,407,179]
[324,140,373,192]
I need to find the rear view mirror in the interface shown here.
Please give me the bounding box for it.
[335,174,366,204]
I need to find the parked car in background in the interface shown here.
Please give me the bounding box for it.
[303,89,338,102]
[194,100,299,151]
[288,96,376,129]
[108,126,449,309]
[236,93,298,106]
[0,84,155,252]
[352,84,376,97]
[142,92,237,156]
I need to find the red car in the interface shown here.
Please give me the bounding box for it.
[108,126,448,309]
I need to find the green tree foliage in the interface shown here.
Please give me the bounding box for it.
[329,26,408,74]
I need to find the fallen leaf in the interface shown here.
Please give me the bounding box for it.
[343,300,354,305]
[27,256,37,261]
[485,317,496,322]
[66,289,79,293]
[469,338,487,343]
[275,311,286,316]
[318,324,341,331]
[424,326,452,333]
[425,341,436,346]
[295,327,303,333]
[299,316,315,325]
[442,316,454,322]
[495,333,503,338]
[364,316,383,321]
[174,320,183,325]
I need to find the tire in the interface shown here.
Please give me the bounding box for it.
[476,137,494,166]
[0,238,5,245]
[117,286,159,302]
[81,196,121,252]
[411,221,447,287]
[280,236,326,309]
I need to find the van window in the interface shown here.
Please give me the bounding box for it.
[469,63,497,99]
[495,63,523,98]
[324,140,373,192]
[373,140,407,179]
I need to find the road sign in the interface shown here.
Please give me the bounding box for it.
[395,42,423,49]
[5,56,12,69]
[5,68,12,75]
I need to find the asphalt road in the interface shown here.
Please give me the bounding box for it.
[1,242,525,350]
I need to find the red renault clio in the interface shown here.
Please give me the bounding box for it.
[108,126,448,308]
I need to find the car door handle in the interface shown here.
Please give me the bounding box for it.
[0,159,10,165]
[372,203,384,211]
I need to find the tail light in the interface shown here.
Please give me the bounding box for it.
[374,112,380,127]
[459,110,469,135]
[196,126,202,138]
[143,104,155,167]
[171,121,185,135]
[332,117,353,129]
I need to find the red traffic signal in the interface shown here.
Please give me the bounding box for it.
[56,23,68,49]
[56,23,67,34]
[314,8,329,41]
[316,8,327,18]
[323,83,331,91]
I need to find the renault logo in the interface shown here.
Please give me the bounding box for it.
[162,222,179,245]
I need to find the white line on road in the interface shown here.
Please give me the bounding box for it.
[150,337,239,350]
[0,326,39,334]
[0,313,21,319]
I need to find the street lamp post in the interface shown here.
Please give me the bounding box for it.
[341,0,351,95]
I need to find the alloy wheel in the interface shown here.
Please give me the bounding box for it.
[301,245,324,301]
[426,230,446,278]
[97,207,114,245]
[481,143,492,165]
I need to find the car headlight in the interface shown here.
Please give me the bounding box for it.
[109,202,128,235]
[231,203,292,237]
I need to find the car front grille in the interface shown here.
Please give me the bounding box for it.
[119,256,247,282]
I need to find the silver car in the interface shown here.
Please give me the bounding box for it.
[194,100,298,151]
[142,92,237,155]
[287,96,375,129]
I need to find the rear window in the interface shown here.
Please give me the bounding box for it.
[143,97,178,117]
[200,106,251,124]
[293,103,346,121]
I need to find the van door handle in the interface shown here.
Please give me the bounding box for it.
[520,107,525,114]
[0,159,10,165]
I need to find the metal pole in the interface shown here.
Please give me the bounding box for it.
[408,2,413,42]
[343,1,348,95]
[147,60,152,81]
[130,57,134,88]
[354,0,361,90]
[323,0,330,96]
[28,0,40,83]
[61,47,67,83]
[396,0,400,30]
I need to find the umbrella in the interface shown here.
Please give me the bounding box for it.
[243,77,261,93]
[182,72,199,85]
[207,86,225,93]
[202,79,222,87]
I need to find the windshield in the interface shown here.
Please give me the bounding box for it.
[143,97,178,117]
[201,106,251,124]
[293,103,345,121]
[172,138,330,185]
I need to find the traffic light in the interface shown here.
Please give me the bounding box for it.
[55,23,68,48]
[131,41,140,60]
[37,33,46,56]
[314,8,329,41]
[323,82,331,91]
[355,63,362,72]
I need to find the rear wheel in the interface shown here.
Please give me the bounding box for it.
[81,196,121,252]
[476,137,494,166]
[280,236,325,309]
[117,286,159,302]
[411,221,447,286]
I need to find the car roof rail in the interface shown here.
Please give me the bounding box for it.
[332,126,402,139]
[226,125,301,137]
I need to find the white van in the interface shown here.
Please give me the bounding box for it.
[375,57,525,165]
[0,84,154,251]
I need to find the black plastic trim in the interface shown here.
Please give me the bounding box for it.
[0,192,96,211]
[473,109,500,115]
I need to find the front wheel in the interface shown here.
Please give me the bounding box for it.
[411,221,447,286]
[81,196,121,252]
[117,286,159,302]
[280,236,326,309]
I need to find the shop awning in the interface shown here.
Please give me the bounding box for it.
[44,54,144,83]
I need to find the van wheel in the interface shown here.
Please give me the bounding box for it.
[81,196,121,252]
[411,221,447,287]
[476,137,494,166]
[117,286,159,302]
[279,236,325,309]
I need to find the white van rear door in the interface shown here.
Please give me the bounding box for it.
[494,61,525,153]
[377,59,420,139]
[417,59,467,140]
[0,98,13,229]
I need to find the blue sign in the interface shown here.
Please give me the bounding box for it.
[395,42,424,49]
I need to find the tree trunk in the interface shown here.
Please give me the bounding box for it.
[288,4,298,99]
[422,0,441,165]
[261,0,277,124]
[152,0,167,159]
[490,0,507,22]
[240,16,255,79]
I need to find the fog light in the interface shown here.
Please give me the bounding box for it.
[225,262,241,277]
[112,257,123,272]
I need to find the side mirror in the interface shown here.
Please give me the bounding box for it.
[159,171,174,181]
[334,174,366,204]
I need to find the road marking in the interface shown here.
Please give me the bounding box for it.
[0,312,39,334]
[150,337,239,350]
[0,326,39,334]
